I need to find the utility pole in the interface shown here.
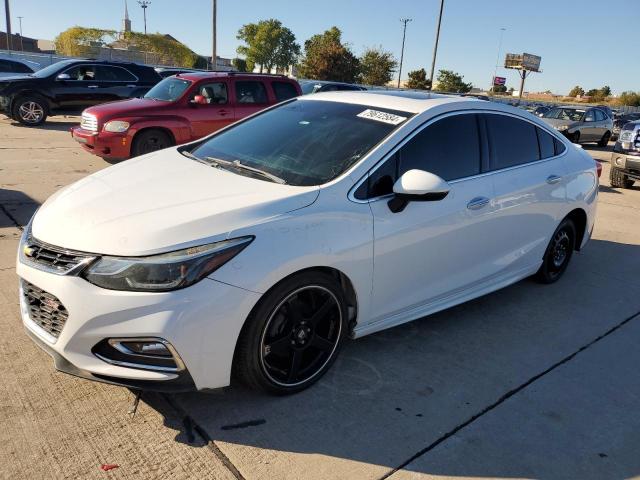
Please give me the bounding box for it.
[4,0,12,51]
[428,0,445,90]
[17,15,22,51]
[211,0,217,70]
[138,1,150,35]
[397,18,412,88]
[490,27,506,92]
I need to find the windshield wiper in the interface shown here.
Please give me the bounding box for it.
[204,156,286,184]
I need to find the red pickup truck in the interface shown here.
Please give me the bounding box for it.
[70,72,301,159]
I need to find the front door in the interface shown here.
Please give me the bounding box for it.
[50,64,102,111]
[367,113,500,324]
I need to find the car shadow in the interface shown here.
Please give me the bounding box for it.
[0,189,40,228]
[8,119,79,133]
[142,238,640,479]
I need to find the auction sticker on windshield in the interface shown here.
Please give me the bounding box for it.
[357,109,407,125]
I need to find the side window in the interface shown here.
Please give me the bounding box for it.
[95,66,136,82]
[198,82,228,104]
[485,114,540,169]
[584,110,595,122]
[554,138,566,156]
[12,61,33,73]
[398,114,481,181]
[272,81,298,102]
[536,127,555,159]
[235,81,268,104]
[594,109,605,121]
[63,65,97,81]
[0,60,10,71]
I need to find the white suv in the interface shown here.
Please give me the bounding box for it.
[18,92,599,394]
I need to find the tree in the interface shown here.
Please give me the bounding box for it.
[405,68,431,90]
[232,57,249,72]
[618,91,640,107]
[568,86,585,97]
[236,19,300,73]
[119,32,199,67]
[434,69,472,93]
[490,84,507,93]
[600,85,612,98]
[358,47,397,86]
[297,27,360,82]
[55,27,116,57]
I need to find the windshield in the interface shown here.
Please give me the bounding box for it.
[31,61,74,78]
[543,107,585,122]
[188,99,413,186]
[144,77,192,101]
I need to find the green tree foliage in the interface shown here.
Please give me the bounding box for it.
[405,68,431,90]
[297,27,360,82]
[358,47,397,86]
[568,86,585,97]
[490,84,507,93]
[54,27,116,57]
[232,57,249,72]
[120,32,198,67]
[236,19,300,73]
[618,91,640,107]
[434,69,473,93]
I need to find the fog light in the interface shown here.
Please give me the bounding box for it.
[119,341,172,357]
[93,338,185,372]
[615,157,624,166]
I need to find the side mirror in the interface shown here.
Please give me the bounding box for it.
[191,95,208,105]
[56,73,71,81]
[388,169,450,213]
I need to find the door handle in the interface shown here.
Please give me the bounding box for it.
[467,197,490,210]
[218,109,230,116]
[126,84,136,88]
[546,175,562,184]
[87,85,99,89]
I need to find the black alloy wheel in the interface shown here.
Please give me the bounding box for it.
[535,219,576,284]
[132,129,172,157]
[234,272,347,394]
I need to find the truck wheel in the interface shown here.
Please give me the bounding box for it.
[609,166,635,189]
[131,129,173,157]
[12,95,48,126]
[597,131,611,147]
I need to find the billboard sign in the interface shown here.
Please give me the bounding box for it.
[505,53,542,72]
[493,76,506,86]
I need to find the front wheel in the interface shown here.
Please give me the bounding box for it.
[610,166,635,189]
[12,96,48,126]
[131,129,173,157]
[535,219,576,284]
[233,272,348,394]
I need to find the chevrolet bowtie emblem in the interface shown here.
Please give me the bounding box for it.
[23,245,35,257]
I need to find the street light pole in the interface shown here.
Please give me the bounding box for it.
[138,1,150,35]
[4,0,12,51]
[17,15,22,51]
[490,27,506,92]
[428,0,445,90]
[211,0,217,71]
[397,18,412,88]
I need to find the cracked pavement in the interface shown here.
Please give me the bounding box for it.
[1,116,639,479]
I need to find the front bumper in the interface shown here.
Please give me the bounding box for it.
[17,258,261,391]
[70,126,132,160]
[610,151,640,179]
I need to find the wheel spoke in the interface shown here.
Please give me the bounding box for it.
[310,335,334,351]
[287,350,302,382]
[266,335,292,355]
[308,297,334,327]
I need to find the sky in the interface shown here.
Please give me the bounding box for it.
[11,0,640,95]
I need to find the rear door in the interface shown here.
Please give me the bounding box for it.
[232,79,270,120]
[483,113,568,274]
[93,65,140,103]
[189,80,234,137]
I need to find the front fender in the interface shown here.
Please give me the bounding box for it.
[125,115,193,145]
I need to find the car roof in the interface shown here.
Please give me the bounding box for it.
[175,71,292,81]
[297,90,490,114]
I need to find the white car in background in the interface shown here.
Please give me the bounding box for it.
[17,92,599,394]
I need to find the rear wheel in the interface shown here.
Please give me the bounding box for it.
[12,95,48,126]
[610,166,635,189]
[535,219,576,284]
[131,129,173,157]
[597,131,611,147]
[234,271,348,394]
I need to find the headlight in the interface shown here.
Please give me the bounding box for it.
[103,120,130,133]
[555,125,569,132]
[83,237,253,292]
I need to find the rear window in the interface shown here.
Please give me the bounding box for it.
[485,114,539,169]
[272,81,298,102]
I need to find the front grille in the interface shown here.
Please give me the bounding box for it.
[80,113,97,131]
[22,280,69,338]
[21,236,95,275]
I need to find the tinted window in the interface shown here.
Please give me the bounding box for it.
[272,81,298,102]
[336,84,362,91]
[485,114,539,169]
[235,81,268,104]
[198,82,228,104]
[554,138,566,156]
[64,65,97,81]
[398,114,481,181]
[12,61,33,73]
[594,109,605,121]
[537,127,555,159]
[0,60,32,73]
[96,66,136,81]
[190,99,412,186]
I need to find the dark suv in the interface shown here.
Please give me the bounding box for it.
[0,59,161,126]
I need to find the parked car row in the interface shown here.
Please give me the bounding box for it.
[540,105,613,146]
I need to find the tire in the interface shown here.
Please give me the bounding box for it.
[233,271,348,395]
[131,129,173,157]
[12,95,48,126]
[535,218,576,284]
[609,166,635,189]
[597,131,611,147]
[571,131,580,144]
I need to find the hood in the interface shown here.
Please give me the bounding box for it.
[542,118,574,128]
[0,74,36,83]
[84,97,169,119]
[32,149,320,256]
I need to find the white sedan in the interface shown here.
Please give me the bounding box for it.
[17,92,599,394]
